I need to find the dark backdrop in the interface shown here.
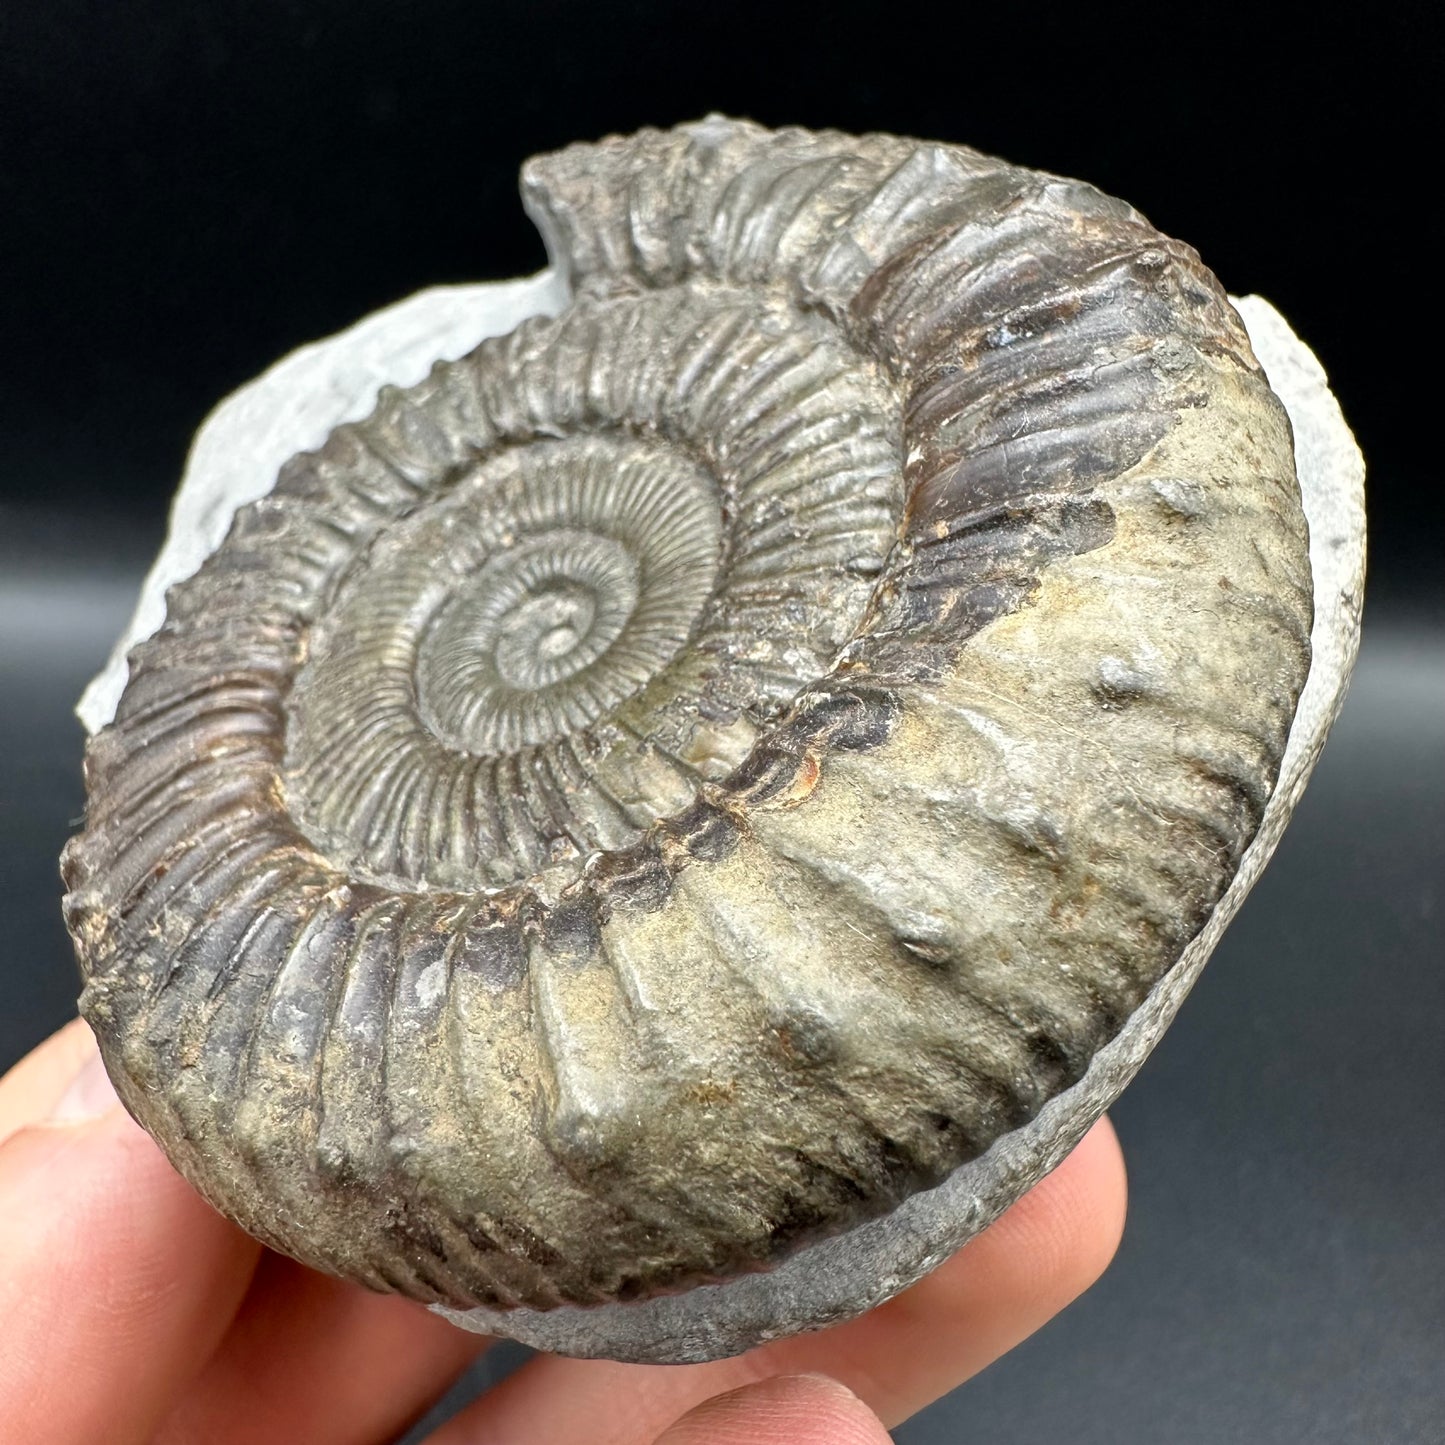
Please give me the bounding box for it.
[2,4,1440,1442]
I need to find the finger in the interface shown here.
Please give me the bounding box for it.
[650,1375,890,1445]
[787,1113,1128,1425]
[0,1025,262,1445]
[0,1016,97,1143]
[155,1251,489,1445]
[423,1116,1126,1445]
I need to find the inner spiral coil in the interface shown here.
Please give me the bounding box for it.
[280,292,902,891]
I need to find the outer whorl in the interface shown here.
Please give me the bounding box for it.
[63,120,1315,1332]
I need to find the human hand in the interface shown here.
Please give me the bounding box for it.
[0,1020,1126,1444]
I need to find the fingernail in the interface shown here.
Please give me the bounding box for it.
[49,1043,120,1123]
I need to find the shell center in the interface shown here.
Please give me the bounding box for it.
[423,530,643,706]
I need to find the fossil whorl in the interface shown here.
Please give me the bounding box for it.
[63,119,1313,1314]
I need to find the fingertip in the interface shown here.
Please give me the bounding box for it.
[0,1017,99,1143]
[772,1114,1126,1429]
[980,1114,1129,1306]
[156,1255,489,1445]
[652,1373,891,1445]
[1065,1115,1129,1287]
[0,1102,261,1444]
[47,1042,122,1123]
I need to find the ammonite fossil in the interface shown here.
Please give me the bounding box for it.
[62,118,1364,1362]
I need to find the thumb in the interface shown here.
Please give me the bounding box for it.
[0,1021,261,1445]
[651,1373,892,1445]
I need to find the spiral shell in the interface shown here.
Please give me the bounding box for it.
[63,119,1312,1324]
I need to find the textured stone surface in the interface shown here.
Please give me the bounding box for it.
[61,122,1353,1359]
[437,295,1364,1358]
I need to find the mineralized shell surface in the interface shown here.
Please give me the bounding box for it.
[63,119,1360,1361]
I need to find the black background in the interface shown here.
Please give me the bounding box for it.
[1,4,1440,1442]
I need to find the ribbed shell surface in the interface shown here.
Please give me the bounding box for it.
[62,120,1312,1311]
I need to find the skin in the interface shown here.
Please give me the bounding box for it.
[0,1018,1126,1444]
